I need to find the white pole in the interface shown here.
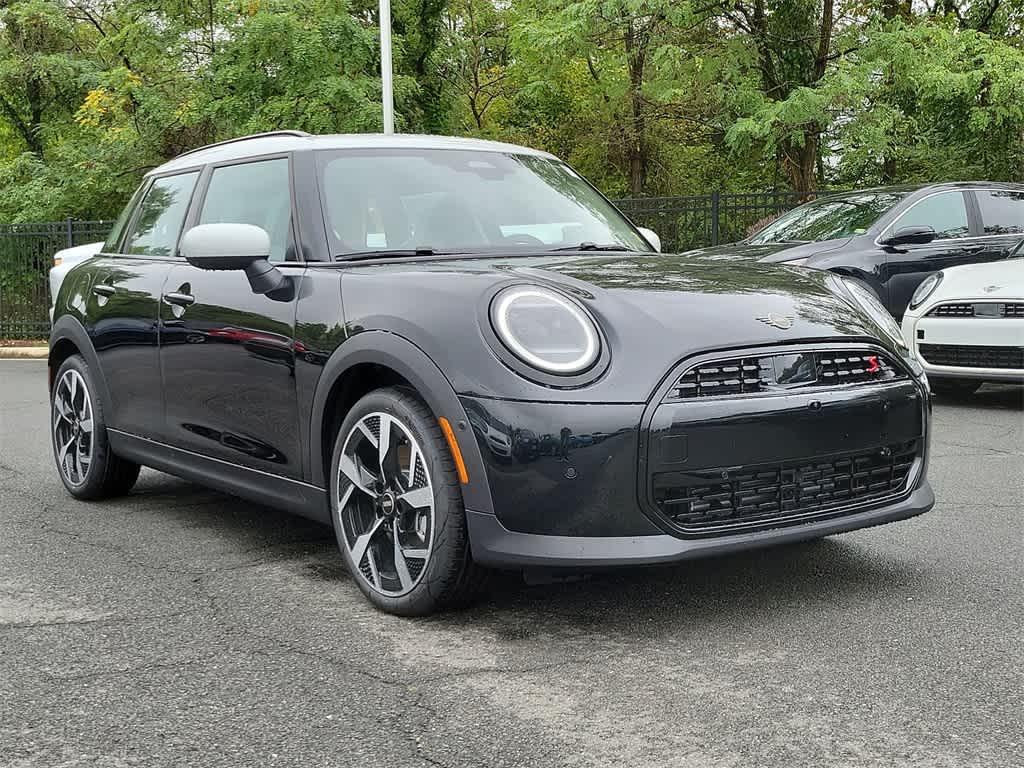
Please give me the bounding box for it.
[379,0,395,134]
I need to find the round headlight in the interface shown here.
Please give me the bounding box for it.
[490,286,600,374]
[909,272,942,310]
[843,278,907,349]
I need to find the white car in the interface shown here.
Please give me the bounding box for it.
[901,246,1024,396]
[48,241,104,321]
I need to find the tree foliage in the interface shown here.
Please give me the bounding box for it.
[0,0,1021,220]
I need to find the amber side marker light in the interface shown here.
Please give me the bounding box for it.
[438,417,469,485]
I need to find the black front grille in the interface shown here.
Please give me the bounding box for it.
[928,302,1024,318]
[928,303,973,317]
[652,441,919,534]
[668,349,903,400]
[918,344,1024,369]
[675,358,764,398]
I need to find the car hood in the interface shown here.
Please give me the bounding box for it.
[342,252,901,402]
[54,241,104,263]
[682,237,853,264]
[929,258,1024,302]
[505,253,881,343]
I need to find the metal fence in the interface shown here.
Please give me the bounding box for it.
[0,219,110,339]
[0,191,820,339]
[614,190,819,253]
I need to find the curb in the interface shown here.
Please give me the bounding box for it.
[0,346,48,359]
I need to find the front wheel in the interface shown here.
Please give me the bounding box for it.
[329,387,487,616]
[930,378,981,398]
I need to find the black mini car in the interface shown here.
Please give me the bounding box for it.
[50,132,934,615]
[688,183,1024,318]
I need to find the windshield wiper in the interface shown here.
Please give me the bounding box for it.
[550,242,632,252]
[339,247,445,262]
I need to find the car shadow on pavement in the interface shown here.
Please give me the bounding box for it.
[932,383,1023,410]
[455,535,926,639]
[119,472,930,637]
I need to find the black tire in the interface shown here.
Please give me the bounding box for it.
[930,378,981,398]
[329,386,488,616]
[51,355,141,500]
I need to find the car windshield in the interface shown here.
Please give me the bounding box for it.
[318,149,649,256]
[747,192,908,244]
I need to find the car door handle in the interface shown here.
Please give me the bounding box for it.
[962,245,985,254]
[163,292,195,307]
[92,284,116,297]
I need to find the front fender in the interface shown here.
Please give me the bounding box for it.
[48,314,112,415]
[307,330,495,516]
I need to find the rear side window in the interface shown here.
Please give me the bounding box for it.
[123,172,199,257]
[894,191,969,240]
[198,158,293,262]
[103,183,147,253]
[976,190,1024,236]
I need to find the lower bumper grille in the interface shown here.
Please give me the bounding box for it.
[652,440,920,534]
[918,343,1024,369]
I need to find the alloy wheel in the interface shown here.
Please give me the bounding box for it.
[52,369,94,487]
[336,412,435,597]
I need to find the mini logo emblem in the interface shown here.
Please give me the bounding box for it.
[756,313,795,330]
[982,284,1002,293]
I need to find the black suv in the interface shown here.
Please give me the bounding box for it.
[687,183,1024,318]
[50,131,934,615]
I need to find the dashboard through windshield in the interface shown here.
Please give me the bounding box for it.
[317,149,649,256]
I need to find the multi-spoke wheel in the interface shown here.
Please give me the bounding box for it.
[337,411,434,596]
[50,355,140,499]
[53,368,94,487]
[329,387,488,615]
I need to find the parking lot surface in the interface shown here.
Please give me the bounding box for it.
[1,359,1022,767]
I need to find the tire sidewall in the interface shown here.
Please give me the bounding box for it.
[329,388,467,616]
[51,355,112,498]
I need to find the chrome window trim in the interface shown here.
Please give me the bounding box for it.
[873,189,973,247]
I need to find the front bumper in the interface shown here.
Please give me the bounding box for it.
[903,313,1024,382]
[460,346,932,567]
[468,482,934,568]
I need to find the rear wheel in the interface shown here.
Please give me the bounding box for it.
[329,387,487,616]
[51,355,140,499]
[930,378,981,398]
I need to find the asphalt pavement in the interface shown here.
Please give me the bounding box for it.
[1,359,1022,767]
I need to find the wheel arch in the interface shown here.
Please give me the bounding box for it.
[48,315,111,413]
[308,331,494,516]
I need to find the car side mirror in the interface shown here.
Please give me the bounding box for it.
[638,227,662,253]
[882,225,937,247]
[179,223,288,297]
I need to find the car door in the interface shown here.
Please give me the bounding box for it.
[969,188,1024,263]
[879,190,973,317]
[85,171,199,438]
[159,156,306,480]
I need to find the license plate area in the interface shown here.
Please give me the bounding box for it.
[643,382,925,535]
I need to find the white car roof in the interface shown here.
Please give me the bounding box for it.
[154,132,558,175]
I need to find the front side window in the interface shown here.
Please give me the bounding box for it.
[103,183,147,253]
[318,149,648,255]
[198,158,293,262]
[123,172,199,257]
[976,190,1024,236]
[747,193,906,244]
[891,191,969,240]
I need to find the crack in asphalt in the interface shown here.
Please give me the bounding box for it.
[42,659,211,684]
[1,608,204,632]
